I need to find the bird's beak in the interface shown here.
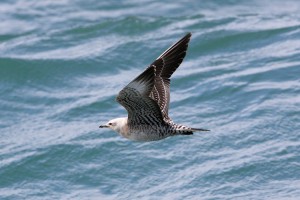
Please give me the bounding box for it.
[99,125,109,128]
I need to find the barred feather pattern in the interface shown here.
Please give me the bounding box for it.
[101,33,209,142]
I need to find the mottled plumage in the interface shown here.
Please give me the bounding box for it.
[100,33,209,141]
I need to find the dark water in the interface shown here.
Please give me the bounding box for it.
[1,0,300,199]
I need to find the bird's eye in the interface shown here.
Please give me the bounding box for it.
[108,123,112,125]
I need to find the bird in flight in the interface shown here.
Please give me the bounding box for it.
[99,33,209,141]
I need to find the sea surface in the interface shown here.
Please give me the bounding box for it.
[1,0,300,199]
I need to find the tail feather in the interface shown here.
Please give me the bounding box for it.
[181,128,210,135]
[172,123,210,136]
[176,127,210,136]
[190,128,210,132]
[181,131,193,135]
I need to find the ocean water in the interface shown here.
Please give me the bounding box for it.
[1,0,300,199]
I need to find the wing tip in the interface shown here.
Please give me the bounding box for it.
[185,32,192,39]
[179,32,192,45]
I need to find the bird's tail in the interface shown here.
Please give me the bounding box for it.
[173,124,210,135]
[190,127,210,132]
[181,128,210,135]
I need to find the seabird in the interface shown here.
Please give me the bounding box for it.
[99,33,209,141]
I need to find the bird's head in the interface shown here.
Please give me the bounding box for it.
[99,117,127,133]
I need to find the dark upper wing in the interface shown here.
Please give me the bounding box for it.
[149,33,192,121]
[116,65,165,126]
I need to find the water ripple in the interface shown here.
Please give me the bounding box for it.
[1,0,300,199]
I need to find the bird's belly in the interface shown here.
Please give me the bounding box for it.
[127,126,171,141]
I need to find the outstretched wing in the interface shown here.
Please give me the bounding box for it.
[116,65,165,126]
[149,33,192,121]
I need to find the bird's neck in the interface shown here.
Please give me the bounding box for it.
[116,117,130,138]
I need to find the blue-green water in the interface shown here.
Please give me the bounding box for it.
[1,0,300,199]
